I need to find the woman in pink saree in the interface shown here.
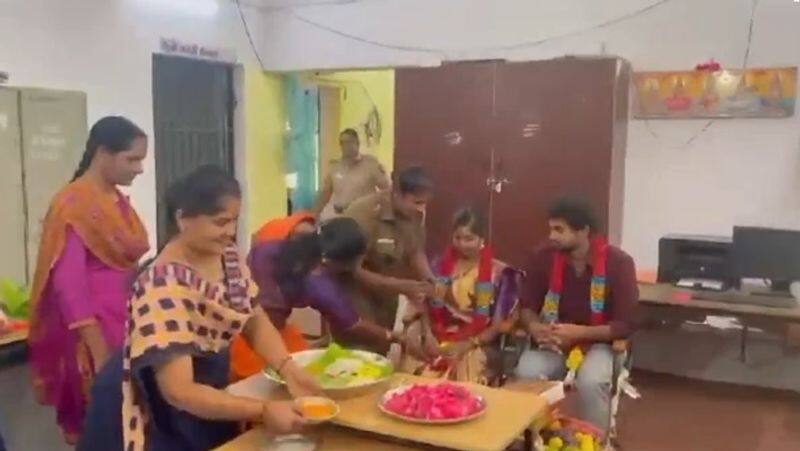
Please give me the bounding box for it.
[28,116,150,444]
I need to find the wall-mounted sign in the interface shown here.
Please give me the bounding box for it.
[159,37,236,64]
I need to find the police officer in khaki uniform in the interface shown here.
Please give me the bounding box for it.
[342,167,437,350]
[314,128,390,222]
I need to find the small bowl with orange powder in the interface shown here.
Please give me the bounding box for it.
[295,396,340,424]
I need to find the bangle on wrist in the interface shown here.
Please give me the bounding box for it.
[259,401,269,422]
[386,329,402,344]
[470,336,482,349]
[276,355,292,376]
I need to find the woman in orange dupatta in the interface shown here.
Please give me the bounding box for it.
[229,213,315,380]
[28,116,150,444]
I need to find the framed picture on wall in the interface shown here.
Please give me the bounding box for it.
[633,67,797,119]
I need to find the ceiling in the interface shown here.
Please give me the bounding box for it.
[238,0,366,9]
[242,0,361,9]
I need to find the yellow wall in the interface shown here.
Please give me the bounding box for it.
[313,70,395,171]
[242,68,287,235]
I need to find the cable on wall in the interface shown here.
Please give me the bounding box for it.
[235,0,267,71]
[681,0,759,148]
[287,0,676,57]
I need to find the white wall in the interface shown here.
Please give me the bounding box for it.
[2,0,799,269]
[252,0,800,270]
[0,0,267,244]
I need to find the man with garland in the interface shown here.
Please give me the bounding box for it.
[516,197,639,431]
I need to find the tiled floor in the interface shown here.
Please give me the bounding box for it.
[617,370,800,451]
[0,362,70,451]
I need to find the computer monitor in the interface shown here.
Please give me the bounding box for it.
[732,226,800,292]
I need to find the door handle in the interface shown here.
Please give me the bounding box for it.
[486,177,512,193]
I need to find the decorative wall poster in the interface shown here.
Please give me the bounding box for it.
[633,67,796,119]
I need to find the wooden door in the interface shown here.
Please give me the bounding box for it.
[395,58,628,267]
[395,62,496,256]
[492,58,627,267]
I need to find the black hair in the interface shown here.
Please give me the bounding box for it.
[340,128,359,142]
[396,166,433,195]
[163,165,241,242]
[273,217,366,298]
[547,197,597,232]
[453,207,486,238]
[72,116,146,181]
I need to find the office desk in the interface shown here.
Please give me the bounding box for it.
[638,283,800,361]
[639,283,800,322]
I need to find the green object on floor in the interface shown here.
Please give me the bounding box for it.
[0,279,29,319]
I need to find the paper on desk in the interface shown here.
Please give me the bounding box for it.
[704,316,742,330]
[541,381,565,405]
[676,278,724,291]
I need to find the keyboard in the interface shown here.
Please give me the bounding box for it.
[694,290,799,309]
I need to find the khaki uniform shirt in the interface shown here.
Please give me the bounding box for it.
[320,155,389,221]
[342,192,425,330]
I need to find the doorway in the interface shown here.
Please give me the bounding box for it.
[318,85,342,191]
[152,54,235,248]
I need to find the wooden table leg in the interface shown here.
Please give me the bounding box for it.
[740,325,749,363]
[524,428,533,451]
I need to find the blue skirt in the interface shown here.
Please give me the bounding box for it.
[78,349,237,451]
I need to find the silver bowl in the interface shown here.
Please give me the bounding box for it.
[263,349,393,400]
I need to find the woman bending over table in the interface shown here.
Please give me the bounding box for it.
[230,212,316,380]
[249,217,415,357]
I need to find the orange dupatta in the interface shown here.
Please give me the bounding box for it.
[231,212,315,380]
[251,211,314,245]
[28,177,150,340]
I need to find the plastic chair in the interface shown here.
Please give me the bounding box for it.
[606,339,636,447]
[498,335,636,450]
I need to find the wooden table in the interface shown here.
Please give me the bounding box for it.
[220,375,552,451]
[0,329,27,347]
[638,283,800,361]
[216,425,422,451]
